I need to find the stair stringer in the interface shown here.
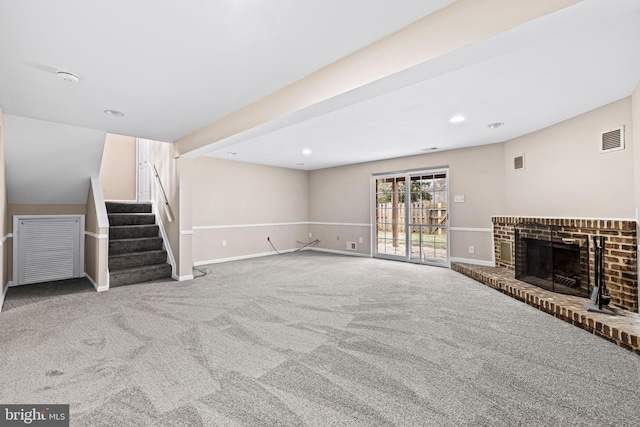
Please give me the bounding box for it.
[151,201,177,280]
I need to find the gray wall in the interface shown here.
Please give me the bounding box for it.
[191,157,309,264]
[503,98,634,219]
[309,143,504,263]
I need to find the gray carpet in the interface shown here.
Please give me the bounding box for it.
[1,251,639,426]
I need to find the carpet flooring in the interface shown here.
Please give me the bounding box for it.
[1,251,639,426]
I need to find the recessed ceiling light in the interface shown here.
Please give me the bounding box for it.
[421,147,438,151]
[56,71,79,83]
[302,148,312,155]
[449,115,465,123]
[227,152,237,155]
[104,109,124,117]
[487,122,505,129]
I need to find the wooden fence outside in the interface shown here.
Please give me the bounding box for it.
[376,202,447,234]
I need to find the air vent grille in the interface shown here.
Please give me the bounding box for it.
[513,154,525,171]
[500,242,512,263]
[600,126,624,153]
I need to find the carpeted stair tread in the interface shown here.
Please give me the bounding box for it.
[106,202,152,213]
[110,263,172,287]
[108,213,156,226]
[109,249,168,270]
[110,224,160,240]
[107,201,172,287]
[109,237,163,255]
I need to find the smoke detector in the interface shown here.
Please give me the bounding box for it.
[56,71,79,83]
[487,122,505,129]
[104,109,125,117]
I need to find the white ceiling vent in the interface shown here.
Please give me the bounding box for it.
[600,126,624,153]
[513,154,525,171]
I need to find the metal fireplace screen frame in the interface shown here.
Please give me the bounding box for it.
[514,222,591,297]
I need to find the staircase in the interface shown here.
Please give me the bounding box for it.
[107,202,172,287]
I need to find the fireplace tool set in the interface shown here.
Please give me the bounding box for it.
[584,235,614,314]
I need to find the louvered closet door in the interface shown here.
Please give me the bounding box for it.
[16,216,83,285]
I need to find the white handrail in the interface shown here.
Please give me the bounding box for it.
[91,176,110,228]
[151,164,174,223]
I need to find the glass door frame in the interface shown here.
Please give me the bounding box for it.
[371,173,409,262]
[371,168,450,267]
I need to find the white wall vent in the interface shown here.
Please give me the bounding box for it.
[346,241,357,251]
[513,154,525,171]
[13,215,84,286]
[600,126,624,153]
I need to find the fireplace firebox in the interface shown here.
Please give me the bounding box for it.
[514,223,590,297]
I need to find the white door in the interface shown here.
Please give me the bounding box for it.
[137,138,150,202]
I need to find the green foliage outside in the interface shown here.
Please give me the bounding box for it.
[377,180,433,203]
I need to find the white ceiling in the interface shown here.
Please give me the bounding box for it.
[1,0,640,172]
[0,0,454,142]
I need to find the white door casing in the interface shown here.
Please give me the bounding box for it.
[137,138,150,202]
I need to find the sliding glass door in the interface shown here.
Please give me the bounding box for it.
[407,172,448,264]
[373,169,449,266]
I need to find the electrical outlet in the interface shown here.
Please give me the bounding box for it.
[454,195,465,203]
[468,245,475,254]
[359,237,363,243]
[309,232,312,238]
[223,240,227,247]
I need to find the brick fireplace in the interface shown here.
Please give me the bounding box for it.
[492,217,638,312]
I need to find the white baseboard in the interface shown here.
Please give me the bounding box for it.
[85,273,109,292]
[174,274,194,281]
[309,247,371,257]
[449,257,495,267]
[193,249,300,267]
[193,246,374,268]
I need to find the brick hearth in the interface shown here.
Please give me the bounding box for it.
[452,262,640,355]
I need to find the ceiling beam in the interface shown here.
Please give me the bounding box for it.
[175,0,583,156]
